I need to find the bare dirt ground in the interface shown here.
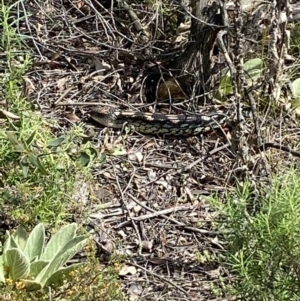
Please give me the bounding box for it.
[18,1,300,300]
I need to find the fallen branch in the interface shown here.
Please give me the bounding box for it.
[259,143,300,158]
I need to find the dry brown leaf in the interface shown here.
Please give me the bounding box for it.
[147,257,168,265]
[0,109,20,120]
[77,0,85,9]
[93,57,111,73]
[56,77,68,91]
[119,265,137,276]
[128,284,142,301]
[128,150,143,163]
[64,111,80,122]
[176,21,191,34]
[140,240,153,251]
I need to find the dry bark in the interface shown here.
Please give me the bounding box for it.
[172,0,224,94]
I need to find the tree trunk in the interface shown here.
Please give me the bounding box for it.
[172,0,224,91]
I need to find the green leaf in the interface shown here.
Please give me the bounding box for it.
[216,75,233,99]
[25,131,36,147]
[27,154,39,168]
[291,97,300,116]
[292,78,300,97]
[30,260,49,278]
[86,147,98,158]
[40,223,77,261]
[47,136,66,148]
[3,233,18,263]
[0,255,6,283]
[53,235,89,267]
[4,233,18,250]
[243,58,263,73]
[36,235,89,286]
[6,132,26,152]
[50,235,89,271]
[36,157,48,175]
[45,263,84,286]
[6,248,30,280]
[21,158,29,178]
[246,69,262,82]
[12,226,28,251]
[79,151,90,166]
[23,223,45,261]
[243,58,263,82]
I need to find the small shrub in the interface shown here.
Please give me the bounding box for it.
[210,171,300,301]
[0,223,90,290]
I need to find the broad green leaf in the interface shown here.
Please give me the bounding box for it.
[12,226,28,251]
[292,78,300,97]
[243,58,263,73]
[45,263,84,286]
[291,97,300,116]
[23,224,45,261]
[53,235,89,267]
[36,235,89,286]
[6,248,30,280]
[6,132,26,152]
[246,69,262,81]
[3,234,18,263]
[244,58,263,82]
[4,232,18,250]
[30,260,49,278]
[47,137,66,148]
[79,152,90,166]
[40,223,77,261]
[0,255,5,283]
[21,279,42,291]
[39,236,89,285]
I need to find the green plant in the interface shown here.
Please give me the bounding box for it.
[0,0,106,227]
[216,56,300,117]
[0,223,90,290]
[209,171,300,301]
[290,22,300,55]
[215,58,264,100]
[291,78,300,114]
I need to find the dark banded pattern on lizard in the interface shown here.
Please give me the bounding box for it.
[90,107,228,136]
